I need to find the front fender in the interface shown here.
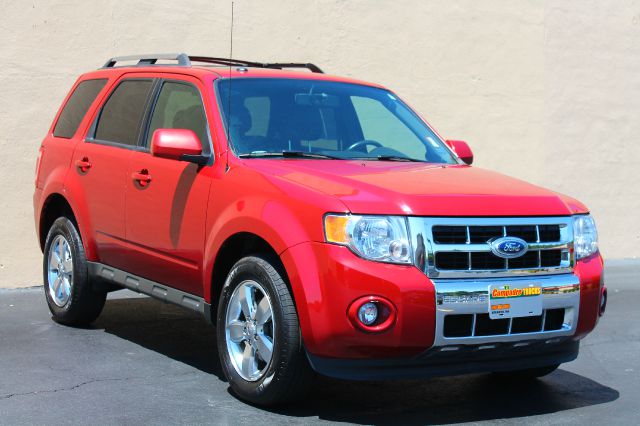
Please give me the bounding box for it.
[202,164,348,303]
[202,197,319,302]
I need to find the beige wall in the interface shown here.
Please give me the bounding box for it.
[1,0,638,288]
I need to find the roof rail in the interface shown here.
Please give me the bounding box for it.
[101,53,324,73]
[188,56,324,73]
[102,53,190,68]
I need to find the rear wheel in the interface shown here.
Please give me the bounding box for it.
[217,255,312,406]
[43,217,106,326]
[493,364,560,380]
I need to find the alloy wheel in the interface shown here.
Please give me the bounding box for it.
[225,280,275,381]
[47,235,73,307]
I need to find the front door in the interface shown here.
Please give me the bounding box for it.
[124,78,213,296]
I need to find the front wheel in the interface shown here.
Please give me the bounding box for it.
[217,255,312,406]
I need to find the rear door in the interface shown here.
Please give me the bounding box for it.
[124,76,213,296]
[70,78,155,269]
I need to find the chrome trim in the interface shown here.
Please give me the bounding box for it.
[408,216,574,278]
[432,273,580,347]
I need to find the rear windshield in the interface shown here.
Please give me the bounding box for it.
[53,79,107,138]
[217,78,456,164]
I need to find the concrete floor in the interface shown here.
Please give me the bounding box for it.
[0,263,638,425]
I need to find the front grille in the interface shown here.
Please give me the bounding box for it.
[443,309,566,338]
[435,249,563,270]
[432,224,561,244]
[412,217,574,278]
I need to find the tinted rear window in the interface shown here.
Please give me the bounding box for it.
[53,79,107,138]
[94,80,154,146]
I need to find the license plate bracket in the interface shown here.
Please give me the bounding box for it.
[489,283,542,319]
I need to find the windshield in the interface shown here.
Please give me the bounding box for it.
[216,78,457,164]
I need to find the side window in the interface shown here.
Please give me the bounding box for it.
[146,82,208,150]
[94,80,154,146]
[53,79,107,138]
[351,96,427,159]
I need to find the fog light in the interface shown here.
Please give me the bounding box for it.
[358,302,378,325]
[347,296,397,333]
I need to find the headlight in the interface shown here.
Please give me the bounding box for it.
[324,214,412,264]
[573,214,598,260]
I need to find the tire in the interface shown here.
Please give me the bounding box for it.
[216,254,313,406]
[43,217,106,326]
[492,364,559,380]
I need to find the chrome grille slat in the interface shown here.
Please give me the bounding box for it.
[443,310,564,338]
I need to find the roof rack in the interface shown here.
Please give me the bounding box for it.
[102,53,190,68]
[102,53,324,73]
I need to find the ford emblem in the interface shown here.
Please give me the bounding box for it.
[489,237,528,259]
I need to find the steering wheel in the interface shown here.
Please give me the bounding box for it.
[346,139,383,151]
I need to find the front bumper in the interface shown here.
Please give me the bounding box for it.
[432,274,579,347]
[280,241,603,374]
[308,338,579,381]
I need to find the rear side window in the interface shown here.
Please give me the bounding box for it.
[53,79,107,138]
[146,82,208,150]
[95,80,154,146]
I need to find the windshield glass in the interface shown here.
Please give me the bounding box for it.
[217,78,457,164]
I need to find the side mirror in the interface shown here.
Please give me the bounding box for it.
[151,129,208,165]
[445,140,473,165]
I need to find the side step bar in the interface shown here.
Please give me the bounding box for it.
[87,262,213,322]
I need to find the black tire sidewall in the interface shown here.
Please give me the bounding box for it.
[216,255,299,405]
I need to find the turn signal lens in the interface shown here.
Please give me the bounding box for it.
[324,215,350,244]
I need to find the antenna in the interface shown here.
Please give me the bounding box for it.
[225,1,234,172]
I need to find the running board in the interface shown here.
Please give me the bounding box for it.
[87,262,210,320]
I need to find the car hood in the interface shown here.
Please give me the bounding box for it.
[242,159,588,216]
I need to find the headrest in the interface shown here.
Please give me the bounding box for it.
[229,104,252,135]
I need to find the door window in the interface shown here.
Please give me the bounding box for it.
[146,82,208,151]
[94,80,154,146]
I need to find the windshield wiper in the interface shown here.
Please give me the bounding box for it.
[238,151,340,160]
[356,155,425,162]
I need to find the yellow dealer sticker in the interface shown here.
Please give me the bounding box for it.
[488,284,543,319]
[491,286,542,298]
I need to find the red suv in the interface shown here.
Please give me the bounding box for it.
[34,54,606,406]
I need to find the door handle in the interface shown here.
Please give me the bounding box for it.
[75,157,92,173]
[132,169,152,187]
